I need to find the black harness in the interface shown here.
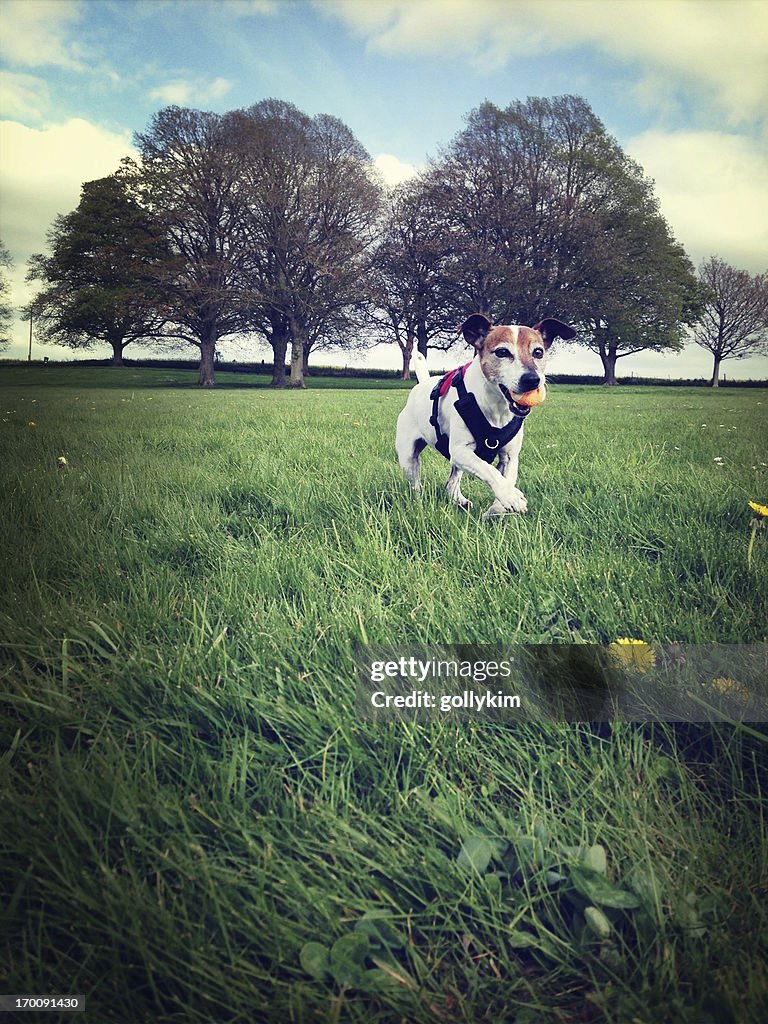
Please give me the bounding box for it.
[429,363,531,464]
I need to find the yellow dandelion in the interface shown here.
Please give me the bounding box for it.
[748,501,768,518]
[712,677,750,702]
[28,421,37,427]
[57,456,69,469]
[608,638,656,672]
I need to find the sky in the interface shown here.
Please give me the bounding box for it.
[1,0,767,379]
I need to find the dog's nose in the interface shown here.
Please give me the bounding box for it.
[518,372,540,394]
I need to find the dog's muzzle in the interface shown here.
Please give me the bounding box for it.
[498,382,533,416]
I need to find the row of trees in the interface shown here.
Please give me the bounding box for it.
[1,243,13,350]
[20,95,768,386]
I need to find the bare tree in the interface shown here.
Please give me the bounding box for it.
[233,100,382,388]
[692,257,768,387]
[370,178,460,379]
[0,242,12,352]
[430,96,615,324]
[423,96,701,383]
[134,107,253,387]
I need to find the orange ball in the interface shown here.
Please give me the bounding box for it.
[514,385,546,407]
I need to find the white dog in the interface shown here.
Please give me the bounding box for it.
[396,313,575,516]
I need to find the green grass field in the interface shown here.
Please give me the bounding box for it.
[1,365,767,1022]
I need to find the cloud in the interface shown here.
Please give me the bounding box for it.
[148,76,233,107]
[207,77,232,100]
[0,71,50,119]
[0,0,85,71]
[627,129,768,273]
[373,153,419,187]
[218,0,279,14]
[0,117,135,350]
[318,0,768,127]
[148,81,196,105]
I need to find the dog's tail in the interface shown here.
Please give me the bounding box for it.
[410,349,431,386]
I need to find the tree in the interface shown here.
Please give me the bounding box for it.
[567,157,702,384]
[425,96,700,383]
[692,257,768,387]
[429,96,615,325]
[0,242,12,352]
[232,100,382,388]
[26,169,170,365]
[134,106,254,387]
[370,178,461,379]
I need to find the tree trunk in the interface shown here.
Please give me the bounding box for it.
[110,339,125,366]
[302,341,311,378]
[710,354,722,388]
[600,346,619,386]
[198,331,217,387]
[271,330,288,388]
[290,337,305,388]
[401,350,411,380]
[401,335,415,380]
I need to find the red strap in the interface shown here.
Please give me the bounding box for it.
[438,361,472,397]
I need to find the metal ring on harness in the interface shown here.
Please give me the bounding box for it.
[485,438,500,450]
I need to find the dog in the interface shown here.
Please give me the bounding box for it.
[396,314,575,516]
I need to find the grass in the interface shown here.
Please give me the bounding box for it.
[1,365,767,1022]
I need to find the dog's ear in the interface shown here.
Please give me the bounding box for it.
[533,318,576,347]
[461,313,492,349]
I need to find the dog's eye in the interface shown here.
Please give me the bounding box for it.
[532,347,544,359]
[494,347,513,359]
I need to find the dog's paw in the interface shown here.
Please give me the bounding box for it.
[485,490,528,517]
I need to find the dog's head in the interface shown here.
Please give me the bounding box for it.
[461,314,576,407]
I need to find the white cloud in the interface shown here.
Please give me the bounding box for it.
[627,129,768,273]
[318,0,768,126]
[207,77,233,100]
[149,80,195,105]
[373,153,419,187]
[0,0,85,71]
[0,70,50,119]
[148,76,233,107]
[218,0,278,14]
[0,117,135,354]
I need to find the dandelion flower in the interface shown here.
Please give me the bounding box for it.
[57,456,69,469]
[608,638,656,672]
[748,501,768,518]
[28,421,36,427]
[712,677,750,702]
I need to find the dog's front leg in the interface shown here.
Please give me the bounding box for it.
[489,437,527,516]
[449,443,528,515]
[446,466,472,510]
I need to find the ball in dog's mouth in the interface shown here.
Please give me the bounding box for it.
[513,385,547,408]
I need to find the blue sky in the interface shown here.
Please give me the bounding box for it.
[1,0,766,377]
